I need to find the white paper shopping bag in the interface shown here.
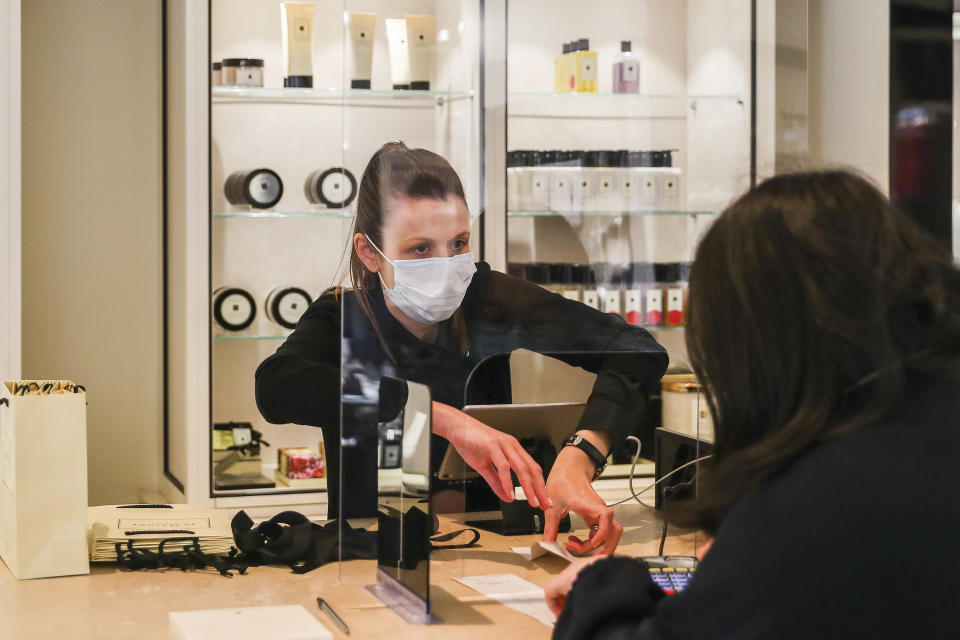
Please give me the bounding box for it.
[0,380,90,579]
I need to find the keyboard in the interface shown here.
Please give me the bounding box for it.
[647,566,695,594]
[641,555,698,594]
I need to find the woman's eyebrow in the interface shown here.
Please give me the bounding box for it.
[401,237,434,245]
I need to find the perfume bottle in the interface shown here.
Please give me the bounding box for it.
[573,38,598,93]
[555,43,572,93]
[613,40,640,94]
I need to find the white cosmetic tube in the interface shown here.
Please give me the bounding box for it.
[346,12,376,89]
[385,18,410,89]
[281,1,316,88]
[404,14,436,90]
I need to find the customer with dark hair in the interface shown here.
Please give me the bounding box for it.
[546,170,960,638]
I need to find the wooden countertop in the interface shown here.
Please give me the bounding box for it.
[0,504,705,639]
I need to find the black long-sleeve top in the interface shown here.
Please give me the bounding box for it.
[554,367,960,639]
[255,262,668,517]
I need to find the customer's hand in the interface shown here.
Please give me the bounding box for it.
[432,402,552,509]
[543,431,623,555]
[545,556,603,616]
[696,538,712,561]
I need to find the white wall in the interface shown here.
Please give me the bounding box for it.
[21,0,163,505]
[1,0,21,382]
[808,0,890,192]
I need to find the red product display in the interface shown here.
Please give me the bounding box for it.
[277,447,325,479]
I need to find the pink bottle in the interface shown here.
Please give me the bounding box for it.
[613,40,640,94]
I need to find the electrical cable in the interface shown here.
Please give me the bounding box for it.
[658,514,668,556]
[605,436,712,509]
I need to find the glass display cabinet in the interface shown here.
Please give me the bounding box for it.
[164,0,487,514]
[163,0,804,513]
[501,0,757,473]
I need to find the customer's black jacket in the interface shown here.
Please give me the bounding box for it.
[554,366,960,639]
[256,262,668,516]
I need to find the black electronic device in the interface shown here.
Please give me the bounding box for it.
[641,555,698,594]
[465,437,571,536]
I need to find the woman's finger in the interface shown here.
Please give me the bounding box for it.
[503,448,544,509]
[509,440,551,509]
[475,463,513,502]
[543,506,565,542]
[565,507,620,555]
[490,451,516,502]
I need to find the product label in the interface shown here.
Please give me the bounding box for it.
[580,58,597,82]
[531,171,549,197]
[220,293,253,326]
[321,172,347,204]
[278,293,309,325]
[598,173,615,194]
[663,175,679,197]
[293,17,311,42]
[625,289,642,325]
[623,61,639,83]
[604,291,622,315]
[573,174,595,197]
[235,68,264,86]
[642,175,657,198]
[645,289,663,326]
[583,290,600,310]
[666,288,684,326]
[562,289,581,302]
[549,172,572,210]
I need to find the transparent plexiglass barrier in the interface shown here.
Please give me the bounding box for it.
[338,247,707,620]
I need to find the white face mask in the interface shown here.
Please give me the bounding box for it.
[365,235,477,325]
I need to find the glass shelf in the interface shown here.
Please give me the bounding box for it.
[509,91,744,102]
[214,334,289,342]
[508,92,744,119]
[213,210,354,219]
[508,210,720,217]
[212,86,475,107]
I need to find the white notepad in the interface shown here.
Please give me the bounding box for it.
[455,574,555,627]
[169,605,334,640]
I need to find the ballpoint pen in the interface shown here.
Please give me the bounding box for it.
[316,597,350,635]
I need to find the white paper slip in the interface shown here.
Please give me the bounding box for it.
[170,605,334,640]
[455,574,555,627]
[511,540,577,563]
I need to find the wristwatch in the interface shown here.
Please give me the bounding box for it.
[562,432,608,481]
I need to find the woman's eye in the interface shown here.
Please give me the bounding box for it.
[452,239,467,251]
[413,244,430,255]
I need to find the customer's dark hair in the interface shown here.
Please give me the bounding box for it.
[676,170,960,533]
[346,141,469,357]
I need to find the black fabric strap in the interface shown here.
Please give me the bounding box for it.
[430,528,481,549]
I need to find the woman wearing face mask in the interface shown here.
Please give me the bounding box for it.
[256,142,667,552]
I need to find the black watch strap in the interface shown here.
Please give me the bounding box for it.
[562,432,608,481]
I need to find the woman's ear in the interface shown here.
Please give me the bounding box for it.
[354,233,381,273]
